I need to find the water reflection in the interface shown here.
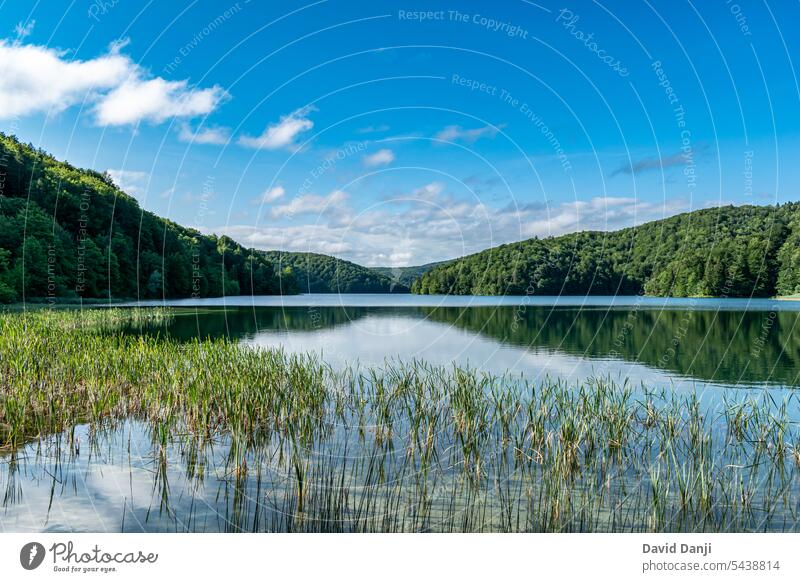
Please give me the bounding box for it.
[4,300,800,533]
[123,303,800,389]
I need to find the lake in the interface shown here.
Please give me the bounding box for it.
[3,294,800,533]
[121,294,800,390]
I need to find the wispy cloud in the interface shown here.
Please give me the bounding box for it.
[238,105,316,150]
[210,191,692,267]
[464,173,505,197]
[0,40,226,125]
[253,185,285,204]
[434,124,503,143]
[14,20,35,41]
[610,150,689,177]
[270,190,348,218]
[362,148,395,167]
[177,122,230,145]
[410,182,444,200]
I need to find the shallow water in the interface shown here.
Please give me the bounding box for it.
[3,295,800,532]
[3,390,799,533]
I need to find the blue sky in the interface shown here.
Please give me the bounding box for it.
[1,0,799,266]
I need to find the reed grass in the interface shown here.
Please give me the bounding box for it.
[1,309,799,532]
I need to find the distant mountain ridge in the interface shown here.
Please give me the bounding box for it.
[371,261,449,289]
[262,251,408,293]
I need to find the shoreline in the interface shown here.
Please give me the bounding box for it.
[6,292,800,310]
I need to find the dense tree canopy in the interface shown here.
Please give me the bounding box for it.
[371,261,448,289]
[0,134,296,302]
[413,203,800,298]
[263,251,406,293]
[4,134,799,302]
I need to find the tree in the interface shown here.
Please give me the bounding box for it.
[414,203,800,298]
[146,270,163,298]
[0,134,304,302]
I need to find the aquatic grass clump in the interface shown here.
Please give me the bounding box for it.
[1,309,799,532]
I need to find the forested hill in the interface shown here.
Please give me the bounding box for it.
[371,261,449,289]
[412,203,800,298]
[0,133,304,303]
[262,251,405,293]
[0,134,421,303]
[6,133,800,302]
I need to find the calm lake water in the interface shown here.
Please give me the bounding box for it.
[3,294,800,533]
[121,294,800,390]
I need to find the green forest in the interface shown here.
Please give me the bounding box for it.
[4,133,800,302]
[263,251,403,293]
[0,135,397,303]
[0,134,301,303]
[413,203,800,298]
[371,261,449,289]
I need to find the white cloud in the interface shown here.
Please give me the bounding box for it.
[363,148,395,167]
[411,182,444,200]
[208,188,692,268]
[0,40,226,126]
[434,124,503,143]
[270,190,348,218]
[108,37,131,54]
[14,20,35,41]
[106,169,148,197]
[238,106,316,150]
[207,224,354,257]
[96,78,226,126]
[254,186,285,204]
[520,196,688,238]
[0,41,129,119]
[177,122,231,145]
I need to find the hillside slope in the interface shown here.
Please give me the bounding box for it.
[412,203,800,298]
[0,134,306,303]
[262,251,405,293]
[371,261,448,289]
